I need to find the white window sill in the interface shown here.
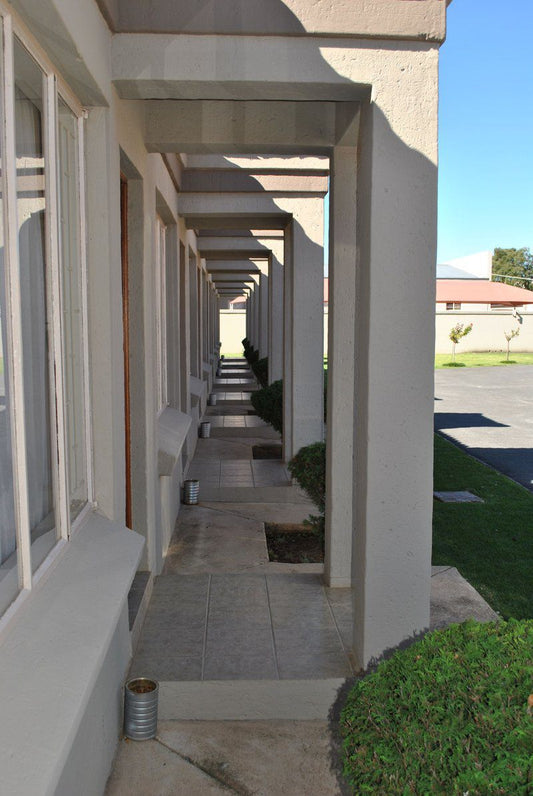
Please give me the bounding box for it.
[0,510,144,795]
[157,407,192,476]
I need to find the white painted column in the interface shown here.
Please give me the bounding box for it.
[351,92,437,669]
[283,199,324,461]
[325,146,357,588]
[250,274,260,352]
[179,240,191,412]
[258,263,269,359]
[268,241,284,383]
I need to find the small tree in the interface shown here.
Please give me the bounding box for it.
[449,322,473,363]
[504,327,520,362]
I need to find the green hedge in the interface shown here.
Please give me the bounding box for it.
[288,441,326,513]
[251,379,283,433]
[251,357,269,388]
[341,619,533,795]
[288,441,326,541]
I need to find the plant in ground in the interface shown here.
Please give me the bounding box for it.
[449,321,473,363]
[504,326,520,362]
[288,441,326,542]
[251,379,283,433]
[340,619,533,795]
[251,356,269,387]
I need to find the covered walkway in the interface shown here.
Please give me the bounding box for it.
[125,359,498,723]
[129,358,353,717]
[106,358,499,795]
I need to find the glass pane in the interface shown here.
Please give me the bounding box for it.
[0,30,21,615]
[58,98,87,522]
[14,39,57,572]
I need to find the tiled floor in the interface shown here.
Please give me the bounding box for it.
[210,391,254,401]
[130,573,353,681]
[187,458,290,487]
[207,414,265,427]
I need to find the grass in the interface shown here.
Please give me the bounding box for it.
[433,433,533,619]
[436,351,533,368]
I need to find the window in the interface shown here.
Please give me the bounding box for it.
[446,302,461,310]
[0,9,91,618]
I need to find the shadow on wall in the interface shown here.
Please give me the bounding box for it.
[115,0,324,34]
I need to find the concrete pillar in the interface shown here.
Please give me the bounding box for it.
[268,244,284,383]
[179,240,191,412]
[325,146,357,588]
[350,94,437,669]
[188,254,199,378]
[250,274,260,352]
[283,198,324,461]
[258,264,269,359]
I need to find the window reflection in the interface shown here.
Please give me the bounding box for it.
[14,39,57,572]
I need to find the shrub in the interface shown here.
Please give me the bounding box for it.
[251,357,269,388]
[251,379,283,433]
[288,441,326,541]
[340,619,533,795]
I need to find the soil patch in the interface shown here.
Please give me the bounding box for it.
[265,523,324,563]
[252,444,282,460]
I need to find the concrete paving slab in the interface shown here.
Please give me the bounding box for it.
[433,490,484,503]
[105,735,228,795]
[198,486,306,503]
[430,566,499,629]
[200,501,316,523]
[158,680,346,721]
[106,720,341,796]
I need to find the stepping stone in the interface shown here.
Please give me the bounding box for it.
[433,490,484,503]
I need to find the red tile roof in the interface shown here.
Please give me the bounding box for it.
[436,280,533,305]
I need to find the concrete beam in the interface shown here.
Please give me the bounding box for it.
[182,170,329,194]
[108,1,447,40]
[144,100,359,154]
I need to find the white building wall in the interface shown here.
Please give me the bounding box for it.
[220,309,246,355]
[436,311,533,353]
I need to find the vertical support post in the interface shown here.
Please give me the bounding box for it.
[351,91,437,669]
[325,146,357,587]
[258,263,269,359]
[283,199,324,462]
[268,243,284,383]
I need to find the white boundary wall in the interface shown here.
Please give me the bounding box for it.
[436,311,533,353]
[220,309,246,355]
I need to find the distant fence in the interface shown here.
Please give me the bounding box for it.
[435,311,533,353]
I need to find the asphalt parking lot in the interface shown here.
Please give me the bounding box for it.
[434,365,533,492]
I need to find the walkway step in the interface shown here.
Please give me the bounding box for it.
[158,679,346,721]
[198,486,305,502]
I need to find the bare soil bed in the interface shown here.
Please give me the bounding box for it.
[265,523,324,563]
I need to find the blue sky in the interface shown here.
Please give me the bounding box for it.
[437,0,533,263]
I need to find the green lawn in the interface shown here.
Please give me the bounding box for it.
[435,351,533,368]
[433,434,533,620]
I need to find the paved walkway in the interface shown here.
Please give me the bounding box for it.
[435,364,533,491]
[106,358,499,795]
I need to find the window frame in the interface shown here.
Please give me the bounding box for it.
[0,3,93,624]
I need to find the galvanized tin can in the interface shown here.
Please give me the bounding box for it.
[124,678,158,740]
[199,421,211,438]
[207,394,217,406]
[183,479,200,504]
